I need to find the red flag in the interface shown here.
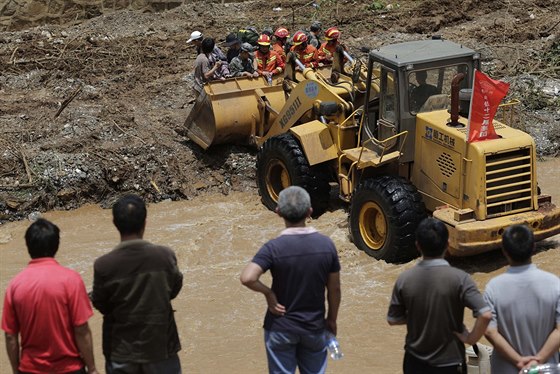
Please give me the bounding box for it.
[467,70,510,142]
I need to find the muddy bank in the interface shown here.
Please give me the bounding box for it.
[1,0,559,221]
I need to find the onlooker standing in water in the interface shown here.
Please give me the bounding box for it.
[91,194,183,374]
[241,186,341,374]
[387,217,491,373]
[2,218,98,374]
[484,224,560,373]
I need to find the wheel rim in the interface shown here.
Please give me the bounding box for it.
[266,159,291,203]
[359,201,387,250]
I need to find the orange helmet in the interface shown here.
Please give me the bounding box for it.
[324,27,341,41]
[257,34,271,46]
[274,27,290,39]
[292,31,308,46]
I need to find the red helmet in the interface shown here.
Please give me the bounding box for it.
[292,31,308,46]
[274,27,290,39]
[324,27,341,41]
[257,34,271,46]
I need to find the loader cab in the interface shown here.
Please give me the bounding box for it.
[406,65,471,114]
[363,39,479,164]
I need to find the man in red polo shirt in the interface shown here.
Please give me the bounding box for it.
[2,218,97,374]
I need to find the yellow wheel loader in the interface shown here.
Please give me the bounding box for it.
[185,39,560,262]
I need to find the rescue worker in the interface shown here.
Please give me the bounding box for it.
[317,27,346,65]
[290,31,318,69]
[255,34,285,78]
[308,21,322,48]
[272,27,289,64]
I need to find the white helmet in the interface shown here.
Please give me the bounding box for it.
[187,30,203,43]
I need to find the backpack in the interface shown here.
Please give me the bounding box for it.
[237,26,259,46]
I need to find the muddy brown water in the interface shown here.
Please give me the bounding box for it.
[1,159,559,373]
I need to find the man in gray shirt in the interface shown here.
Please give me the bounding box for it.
[387,217,491,373]
[193,38,223,96]
[484,224,560,373]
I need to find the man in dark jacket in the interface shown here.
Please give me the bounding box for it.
[225,33,241,63]
[91,194,183,374]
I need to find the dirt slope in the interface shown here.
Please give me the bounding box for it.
[1,0,559,221]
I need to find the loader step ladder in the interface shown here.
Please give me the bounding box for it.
[342,148,401,168]
[338,131,408,202]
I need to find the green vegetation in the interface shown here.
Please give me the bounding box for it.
[368,1,386,11]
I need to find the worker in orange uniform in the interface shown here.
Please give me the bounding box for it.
[255,34,285,79]
[272,27,289,64]
[317,27,346,65]
[290,31,318,69]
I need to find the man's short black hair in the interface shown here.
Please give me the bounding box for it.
[416,70,428,82]
[25,218,60,259]
[415,217,449,257]
[201,38,215,54]
[112,194,147,235]
[310,21,322,32]
[502,224,534,263]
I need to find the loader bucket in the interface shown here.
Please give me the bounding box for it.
[185,77,287,149]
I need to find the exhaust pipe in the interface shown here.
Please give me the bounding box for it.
[449,73,465,127]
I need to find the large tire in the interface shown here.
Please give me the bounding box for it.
[256,133,330,217]
[349,176,426,263]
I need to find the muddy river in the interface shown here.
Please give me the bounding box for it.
[1,159,559,373]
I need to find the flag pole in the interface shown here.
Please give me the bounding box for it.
[461,70,477,212]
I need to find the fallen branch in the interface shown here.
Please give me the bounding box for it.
[20,148,33,184]
[13,56,54,64]
[542,19,560,35]
[91,152,114,163]
[54,85,82,119]
[112,120,147,145]
[150,180,161,194]
[10,46,18,64]
[0,183,35,189]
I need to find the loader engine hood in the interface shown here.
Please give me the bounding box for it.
[413,110,537,220]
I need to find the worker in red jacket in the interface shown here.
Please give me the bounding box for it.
[290,31,319,69]
[317,27,347,65]
[272,27,289,64]
[255,34,285,78]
